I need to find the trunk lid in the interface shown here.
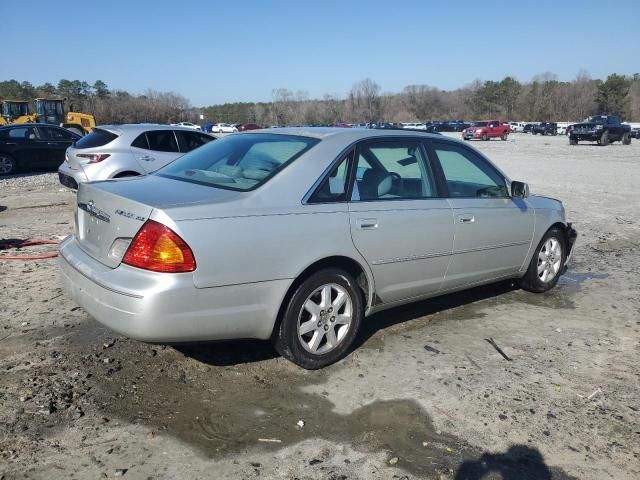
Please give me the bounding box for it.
[75,181,155,268]
[75,175,246,267]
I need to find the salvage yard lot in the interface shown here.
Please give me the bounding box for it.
[1,133,639,479]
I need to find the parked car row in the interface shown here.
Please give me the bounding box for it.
[57,127,577,368]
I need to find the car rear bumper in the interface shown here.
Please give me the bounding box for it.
[58,235,289,342]
[58,162,87,189]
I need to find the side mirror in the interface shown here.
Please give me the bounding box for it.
[511,181,529,198]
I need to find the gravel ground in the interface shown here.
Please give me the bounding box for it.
[0,133,639,479]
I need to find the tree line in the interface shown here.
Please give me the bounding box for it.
[1,72,639,127]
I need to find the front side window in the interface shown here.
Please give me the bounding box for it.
[6,127,37,139]
[432,142,508,198]
[353,141,437,201]
[146,130,179,153]
[157,133,320,191]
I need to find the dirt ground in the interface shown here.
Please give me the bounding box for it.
[1,133,639,480]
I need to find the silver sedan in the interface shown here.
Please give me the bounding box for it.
[59,128,577,369]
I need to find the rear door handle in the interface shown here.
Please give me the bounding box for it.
[358,218,378,229]
[457,214,475,224]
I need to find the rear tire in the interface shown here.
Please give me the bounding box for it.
[569,136,577,145]
[519,227,566,293]
[622,132,631,145]
[0,154,16,175]
[273,268,363,369]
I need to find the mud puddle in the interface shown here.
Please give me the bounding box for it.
[70,335,576,478]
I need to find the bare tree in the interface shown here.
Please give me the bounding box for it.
[348,78,383,122]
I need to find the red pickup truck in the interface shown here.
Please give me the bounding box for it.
[462,120,511,141]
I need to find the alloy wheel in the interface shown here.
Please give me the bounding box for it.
[297,283,353,355]
[0,156,14,175]
[537,237,562,283]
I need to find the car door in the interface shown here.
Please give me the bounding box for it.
[131,130,182,173]
[36,126,77,168]
[3,125,44,170]
[429,140,534,289]
[348,138,454,304]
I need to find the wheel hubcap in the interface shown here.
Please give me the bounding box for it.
[0,156,13,174]
[537,237,562,283]
[297,283,353,355]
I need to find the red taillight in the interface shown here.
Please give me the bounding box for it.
[78,153,110,164]
[122,220,196,273]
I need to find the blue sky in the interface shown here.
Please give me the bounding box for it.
[2,1,638,106]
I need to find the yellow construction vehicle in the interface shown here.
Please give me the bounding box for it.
[0,98,96,134]
[0,100,35,125]
[33,98,96,135]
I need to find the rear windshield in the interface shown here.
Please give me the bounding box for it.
[157,133,320,191]
[74,128,118,149]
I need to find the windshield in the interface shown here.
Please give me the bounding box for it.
[588,116,607,124]
[157,133,320,191]
[470,122,488,127]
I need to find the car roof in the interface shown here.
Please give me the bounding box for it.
[95,124,205,135]
[240,127,443,141]
[0,123,65,129]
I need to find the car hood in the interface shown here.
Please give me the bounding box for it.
[572,122,601,128]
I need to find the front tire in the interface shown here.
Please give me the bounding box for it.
[273,268,363,369]
[519,227,566,293]
[599,130,609,146]
[622,132,631,145]
[482,133,489,141]
[500,133,508,141]
[569,136,577,145]
[0,154,16,175]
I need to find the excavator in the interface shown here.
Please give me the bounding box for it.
[0,98,96,135]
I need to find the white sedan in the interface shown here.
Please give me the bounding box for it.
[170,122,202,131]
[212,123,238,133]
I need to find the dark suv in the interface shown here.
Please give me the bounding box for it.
[532,122,558,136]
[569,115,631,146]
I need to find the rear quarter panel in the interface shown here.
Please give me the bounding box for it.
[170,203,374,291]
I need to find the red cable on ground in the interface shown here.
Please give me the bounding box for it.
[0,238,60,260]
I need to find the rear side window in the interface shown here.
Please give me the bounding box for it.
[131,133,149,149]
[146,130,179,152]
[38,126,75,140]
[74,128,118,149]
[175,131,214,152]
[158,133,319,191]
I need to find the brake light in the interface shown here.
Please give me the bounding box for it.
[122,220,196,273]
[78,153,110,164]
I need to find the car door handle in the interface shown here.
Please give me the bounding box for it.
[139,155,155,161]
[358,218,378,229]
[6,142,16,145]
[457,214,475,224]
